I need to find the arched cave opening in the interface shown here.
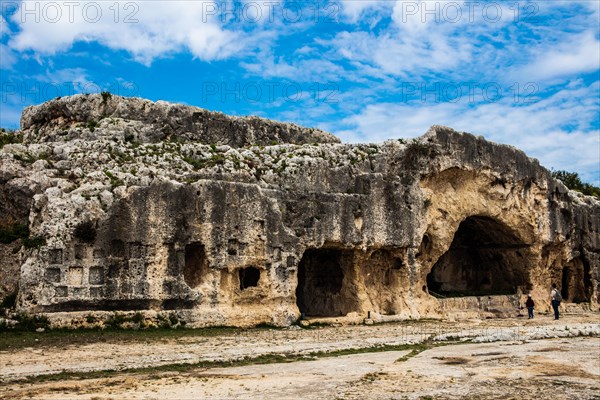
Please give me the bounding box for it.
[296,248,357,317]
[561,257,592,303]
[183,242,208,288]
[426,216,531,297]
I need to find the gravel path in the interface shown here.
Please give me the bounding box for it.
[1,313,599,399]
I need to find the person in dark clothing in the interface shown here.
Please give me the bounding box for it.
[525,294,535,319]
[551,283,561,320]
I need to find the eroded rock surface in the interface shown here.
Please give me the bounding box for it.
[1,94,598,326]
[20,94,339,146]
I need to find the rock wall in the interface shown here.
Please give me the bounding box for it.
[2,95,599,326]
[20,94,339,146]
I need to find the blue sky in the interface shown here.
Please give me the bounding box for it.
[1,0,599,184]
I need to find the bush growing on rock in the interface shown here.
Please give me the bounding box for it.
[0,129,23,148]
[0,223,29,244]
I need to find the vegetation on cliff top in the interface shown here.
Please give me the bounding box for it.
[0,128,23,148]
[552,170,600,198]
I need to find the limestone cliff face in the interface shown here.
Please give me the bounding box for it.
[20,94,339,146]
[2,94,598,326]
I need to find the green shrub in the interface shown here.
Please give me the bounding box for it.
[0,292,17,309]
[551,170,600,198]
[87,120,98,132]
[103,170,124,188]
[105,312,150,330]
[17,313,50,330]
[14,152,37,165]
[0,223,45,249]
[85,314,99,324]
[131,312,144,324]
[0,130,23,148]
[105,312,129,329]
[169,313,179,326]
[124,132,136,143]
[0,313,51,332]
[0,223,29,244]
[183,156,205,170]
[101,91,112,103]
[23,236,46,249]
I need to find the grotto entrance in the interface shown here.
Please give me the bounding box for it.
[426,216,531,297]
[561,257,592,303]
[183,242,208,288]
[296,248,358,317]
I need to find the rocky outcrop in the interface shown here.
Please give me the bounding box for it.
[20,94,339,146]
[1,95,598,326]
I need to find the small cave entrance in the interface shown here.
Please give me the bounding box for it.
[296,248,357,317]
[426,216,531,297]
[183,242,208,288]
[561,257,592,303]
[239,266,261,290]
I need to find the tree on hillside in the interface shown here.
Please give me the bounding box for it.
[551,170,600,198]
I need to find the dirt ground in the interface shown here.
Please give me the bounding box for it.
[1,313,599,400]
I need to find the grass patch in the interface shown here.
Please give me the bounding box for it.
[0,325,241,352]
[0,129,23,148]
[360,371,388,383]
[103,170,124,188]
[0,313,50,333]
[183,153,226,170]
[395,348,426,362]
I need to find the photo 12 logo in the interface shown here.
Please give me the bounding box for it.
[200,1,341,23]
[397,1,539,23]
[0,1,342,24]
[201,81,339,104]
[1,81,139,103]
[1,1,140,23]
[400,82,539,104]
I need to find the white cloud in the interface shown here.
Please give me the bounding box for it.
[0,44,17,69]
[325,0,600,84]
[339,0,390,23]
[31,67,93,89]
[0,16,17,69]
[240,51,346,81]
[514,32,600,81]
[335,81,600,184]
[8,1,251,64]
[325,28,475,78]
[0,15,9,37]
[325,0,521,79]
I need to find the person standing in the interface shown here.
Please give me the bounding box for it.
[525,294,535,319]
[550,284,562,320]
